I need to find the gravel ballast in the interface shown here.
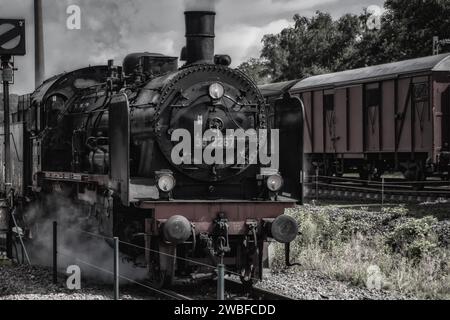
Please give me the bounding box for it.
[257,268,413,300]
[0,263,414,300]
[0,264,148,300]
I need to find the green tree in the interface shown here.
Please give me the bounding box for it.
[258,11,361,82]
[237,58,272,85]
[239,0,450,82]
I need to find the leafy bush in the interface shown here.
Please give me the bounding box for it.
[274,205,450,299]
[387,216,439,259]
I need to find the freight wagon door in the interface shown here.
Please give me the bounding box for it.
[411,79,432,153]
[274,94,304,203]
[364,83,381,152]
[442,86,450,152]
[323,90,336,153]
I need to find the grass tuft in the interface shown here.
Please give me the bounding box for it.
[272,205,450,299]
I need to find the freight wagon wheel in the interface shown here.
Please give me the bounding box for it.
[403,162,426,190]
[359,164,383,183]
[358,166,370,183]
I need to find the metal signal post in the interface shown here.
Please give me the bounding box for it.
[0,17,26,259]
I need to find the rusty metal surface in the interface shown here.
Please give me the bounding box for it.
[334,88,347,153]
[433,80,450,161]
[381,80,396,152]
[312,91,324,153]
[141,200,296,235]
[365,84,381,152]
[397,78,412,152]
[348,86,364,153]
[292,53,450,91]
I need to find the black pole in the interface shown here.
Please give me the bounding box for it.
[285,243,301,267]
[52,221,57,284]
[1,55,12,259]
[113,237,119,300]
[34,0,45,87]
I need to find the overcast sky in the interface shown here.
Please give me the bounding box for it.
[0,0,383,94]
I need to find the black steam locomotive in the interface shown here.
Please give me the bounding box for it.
[1,11,304,286]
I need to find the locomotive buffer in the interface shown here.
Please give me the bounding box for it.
[0,19,25,259]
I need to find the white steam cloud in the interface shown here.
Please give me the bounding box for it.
[185,0,217,11]
[24,195,146,285]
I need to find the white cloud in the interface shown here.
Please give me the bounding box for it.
[0,0,381,94]
[216,19,292,66]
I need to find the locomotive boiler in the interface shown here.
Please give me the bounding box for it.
[1,10,304,286]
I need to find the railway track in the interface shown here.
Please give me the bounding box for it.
[140,278,295,300]
[304,176,450,202]
[224,278,294,300]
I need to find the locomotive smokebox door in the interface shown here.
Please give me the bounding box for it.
[109,93,130,206]
[274,94,305,204]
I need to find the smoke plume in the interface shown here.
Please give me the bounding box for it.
[185,0,217,11]
[22,195,147,285]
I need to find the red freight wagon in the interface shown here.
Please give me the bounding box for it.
[262,54,450,181]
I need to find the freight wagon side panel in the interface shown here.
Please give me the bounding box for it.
[348,86,363,153]
[301,92,313,154]
[323,90,335,153]
[433,74,450,158]
[411,77,433,153]
[381,80,396,152]
[364,83,381,152]
[334,88,347,153]
[396,78,413,153]
[312,90,324,153]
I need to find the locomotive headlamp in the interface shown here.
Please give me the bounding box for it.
[157,174,176,192]
[266,174,284,192]
[209,83,224,100]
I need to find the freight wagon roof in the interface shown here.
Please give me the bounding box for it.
[291,53,450,91]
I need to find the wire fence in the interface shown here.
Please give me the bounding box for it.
[52,222,260,301]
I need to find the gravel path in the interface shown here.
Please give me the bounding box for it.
[1,263,415,300]
[0,264,149,300]
[256,267,414,300]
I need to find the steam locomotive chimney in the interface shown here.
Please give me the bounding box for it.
[184,11,216,65]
